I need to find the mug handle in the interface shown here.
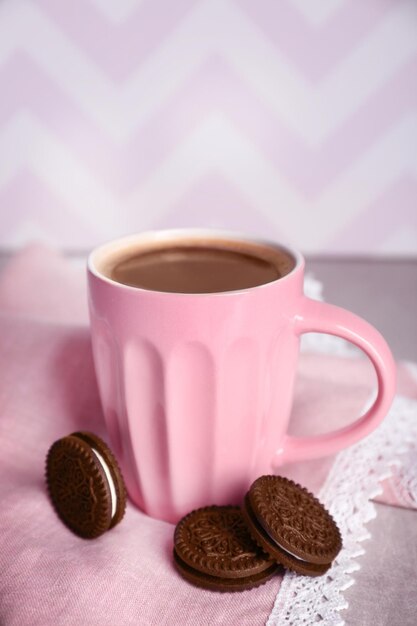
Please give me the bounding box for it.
[273,297,397,467]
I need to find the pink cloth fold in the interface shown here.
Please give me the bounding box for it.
[0,246,416,626]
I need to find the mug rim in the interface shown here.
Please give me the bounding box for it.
[87,228,305,297]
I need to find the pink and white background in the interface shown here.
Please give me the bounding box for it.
[0,0,416,255]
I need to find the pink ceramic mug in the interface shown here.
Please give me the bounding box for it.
[88,230,396,523]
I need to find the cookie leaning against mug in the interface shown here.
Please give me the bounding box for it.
[242,475,342,576]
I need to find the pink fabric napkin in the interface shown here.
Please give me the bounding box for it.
[0,245,416,626]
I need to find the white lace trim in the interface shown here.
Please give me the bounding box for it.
[267,394,417,626]
[389,363,417,508]
[385,448,417,509]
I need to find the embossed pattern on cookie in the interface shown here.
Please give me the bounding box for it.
[242,476,342,577]
[174,506,279,591]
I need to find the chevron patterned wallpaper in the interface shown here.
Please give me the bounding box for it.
[0,0,416,255]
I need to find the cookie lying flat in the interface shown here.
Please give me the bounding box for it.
[46,431,126,539]
[242,476,342,576]
[174,506,280,591]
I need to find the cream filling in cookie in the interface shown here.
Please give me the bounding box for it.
[92,448,117,519]
[276,542,308,562]
[257,516,308,562]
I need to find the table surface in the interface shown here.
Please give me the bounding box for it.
[1,252,416,625]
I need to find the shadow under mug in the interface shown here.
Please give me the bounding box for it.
[87,230,396,523]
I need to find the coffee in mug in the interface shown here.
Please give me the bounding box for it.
[100,238,295,293]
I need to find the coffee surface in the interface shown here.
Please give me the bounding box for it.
[107,242,293,293]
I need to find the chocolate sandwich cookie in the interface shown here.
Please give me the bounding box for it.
[46,431,126,539]
[242,476,342,576]
[173,506,280,591]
